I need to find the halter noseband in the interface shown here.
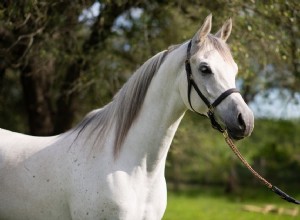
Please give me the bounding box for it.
[185,40,239,132]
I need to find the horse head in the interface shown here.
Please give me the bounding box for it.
[179,14,254,140]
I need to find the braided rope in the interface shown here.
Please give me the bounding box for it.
[222,131,272,189]
[223,130,300,204]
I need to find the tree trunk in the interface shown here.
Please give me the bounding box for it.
[53,2,135,133]
[20,63,54,136]
[224,164,240,194]
[54,60,83,134]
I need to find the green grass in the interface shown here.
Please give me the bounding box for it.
[163,187,299,220]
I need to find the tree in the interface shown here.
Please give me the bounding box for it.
[1,0,95,135]
[1,0,299,134]
[0,0,170,134]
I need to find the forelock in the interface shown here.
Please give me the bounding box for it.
[199,34,234,64]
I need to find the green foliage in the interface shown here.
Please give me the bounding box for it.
[239,119,300,184]
[1,0,299,133]
[167,114,300,187]
[167,112,233,185]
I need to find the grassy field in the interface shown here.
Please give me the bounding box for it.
[163,187,299,220]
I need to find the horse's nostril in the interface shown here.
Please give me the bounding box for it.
[238,113,246,131]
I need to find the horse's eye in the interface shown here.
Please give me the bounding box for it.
[199,65,212,74]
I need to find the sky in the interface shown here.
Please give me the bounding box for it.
[249,90,300,119]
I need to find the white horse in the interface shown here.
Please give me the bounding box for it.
[0,15,254,220]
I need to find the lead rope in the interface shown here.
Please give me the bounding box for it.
[223,131,272,188]
[222,130,300,204]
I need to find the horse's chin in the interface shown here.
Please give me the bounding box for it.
[227,130,245,141]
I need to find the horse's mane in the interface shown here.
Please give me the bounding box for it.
[71,35,232,157]
[72,49,169,156]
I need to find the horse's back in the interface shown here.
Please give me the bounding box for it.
[0,129,71,220]
[0,128,54,147]
[0,128,55,167]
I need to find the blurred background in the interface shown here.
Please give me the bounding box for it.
[0,1,299,219]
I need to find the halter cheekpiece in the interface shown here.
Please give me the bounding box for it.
[185,40,239,132]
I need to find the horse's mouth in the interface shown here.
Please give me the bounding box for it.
[227,129,245,141]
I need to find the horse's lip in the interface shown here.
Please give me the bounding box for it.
[227,128,245,141]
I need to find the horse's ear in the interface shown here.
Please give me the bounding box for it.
[215,18,232,42]
[193,14,212,44]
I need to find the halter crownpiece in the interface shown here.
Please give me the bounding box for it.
[185,40,300,205]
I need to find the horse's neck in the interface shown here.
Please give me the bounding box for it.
[119,46,187,173]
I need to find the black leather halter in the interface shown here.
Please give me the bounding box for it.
[185,40,239,132]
